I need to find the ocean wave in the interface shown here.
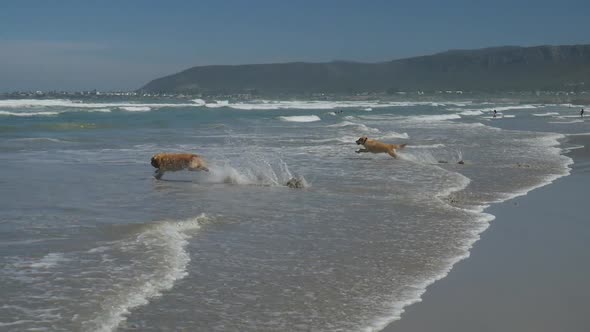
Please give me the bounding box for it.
[27,253,69,269]
[548,119,584,124]
[0,110,60,117]
[0,98,75,108]
[86,214,209,332]
[406,143,446,149]
[201,100,471,110]
[328,121,380,133]
[399,149,459,164]
[192,98,206,106]
[304,136,359,144]
[367,131,573,331]
[363,167,492,332]
[404,114,462,122]
[8,137,69,143]
[0,98,203,110]
[458,110,484,116]
[556,115,584,119]
[461,104,537,114]
[205,100,230,108]
[377,131,410,139]
[483,114,514,119]
[279,115,321,122]
[532,112,559,117]
[119,106,151,112]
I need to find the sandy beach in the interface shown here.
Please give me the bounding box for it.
[385,134,590,332]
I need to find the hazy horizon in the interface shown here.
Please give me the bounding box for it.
[2,0,589,92]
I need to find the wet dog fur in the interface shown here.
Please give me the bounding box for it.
[151,153,209,180]
[355,136,406,158]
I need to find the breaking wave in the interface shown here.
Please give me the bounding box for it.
[279,115,321,122]
[85,215,209,332]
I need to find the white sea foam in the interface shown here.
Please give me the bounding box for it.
[407,143,446,149]
[477,104,537,112]
[0,110,60,117]
[533,112,560,117]
[279,115,321,122]
[377,132,410,139]
[405,114,462,122]
[361,166,493,332]
[458,110,484,116]
[87,214,208,332]
[483,114,514,119]
[87,108,112,113]
[0,99,75,108]
[205,100,229,108]
[556,115,584,119]
[548,120,584,124]
[328,121,380,133]
[119,106,151,112]
[192,98,206,106]
[29,253,68,269]
[302,135,359,144]
[363,131,573,332]
[202,100,471,110]
[9,137,68,143]
[0,98,203,111]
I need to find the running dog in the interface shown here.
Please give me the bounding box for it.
[355,136,407,158]
[150,153,209,180]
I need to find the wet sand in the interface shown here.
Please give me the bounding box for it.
[384,134,590,332]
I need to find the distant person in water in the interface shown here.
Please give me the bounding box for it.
[581,108,585,118]
[493,110,497,118]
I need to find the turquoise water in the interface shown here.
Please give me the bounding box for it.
[0,99,582,331]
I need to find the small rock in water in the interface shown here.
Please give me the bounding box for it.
[457,160,465,165]
[286,178,305,189]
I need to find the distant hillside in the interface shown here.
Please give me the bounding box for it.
[140,45,590,94]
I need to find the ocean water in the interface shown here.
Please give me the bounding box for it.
[0,98,585,331]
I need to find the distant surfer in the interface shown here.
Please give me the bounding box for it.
[581,108,585,118]
[493,110,497,118]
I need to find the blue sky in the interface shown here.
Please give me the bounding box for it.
[1,0,589,91]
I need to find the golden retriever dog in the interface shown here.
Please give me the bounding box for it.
[355,136,407,158]
[150,153,209,180]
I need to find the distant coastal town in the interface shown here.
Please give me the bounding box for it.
[2,89,589,106]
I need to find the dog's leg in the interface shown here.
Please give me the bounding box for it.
[387,149,398,158]
[189,166,209,172]
[356,148,369,153]
[154,169,165,180]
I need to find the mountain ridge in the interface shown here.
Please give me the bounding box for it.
[140,44,590,95]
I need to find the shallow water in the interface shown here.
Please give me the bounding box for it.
[0,98,584,331]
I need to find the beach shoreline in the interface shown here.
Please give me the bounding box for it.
[383,134,590,332]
